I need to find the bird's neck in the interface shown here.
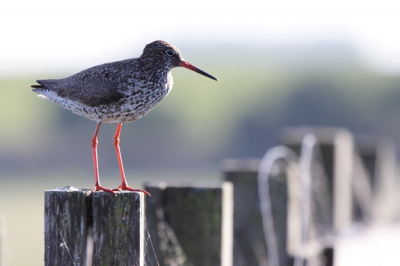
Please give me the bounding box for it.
[137,59,171,83]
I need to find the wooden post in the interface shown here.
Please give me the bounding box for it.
[92,191,144,266]
[144,181,233,266]
[222,159,268,266]
[45,187,90,266]
[45,187,144,266]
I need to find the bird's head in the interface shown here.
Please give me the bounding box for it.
[141,40,218,81]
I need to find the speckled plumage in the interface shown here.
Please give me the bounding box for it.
[31,40,217,194]
[31,41,189,124]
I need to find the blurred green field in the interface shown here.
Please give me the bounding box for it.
[3,65,400,171]
[1,44,400,265]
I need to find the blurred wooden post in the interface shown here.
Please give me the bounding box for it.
[281,127,356,266]
[222,159,268,266]
[45,187,144,266]
[281,127,354,231]
[145,181,233,266]
[355,136,397,223]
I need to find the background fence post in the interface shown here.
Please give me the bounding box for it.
[355,136,397,223]
[222,159,268,266]
[145,181,233,266]
[281,127,362,266]
[281,127,355,231]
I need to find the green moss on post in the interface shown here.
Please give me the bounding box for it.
[145,181,233,266]
[92,191,144,266]
[44,187,144,266]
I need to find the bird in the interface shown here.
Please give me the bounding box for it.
[31,40,218,196]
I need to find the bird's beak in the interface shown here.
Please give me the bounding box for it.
[179,61,218,81]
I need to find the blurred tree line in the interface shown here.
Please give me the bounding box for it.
[1,42,400,177]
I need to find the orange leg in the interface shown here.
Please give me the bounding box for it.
[113,124,151,196]
[91,122,114,194]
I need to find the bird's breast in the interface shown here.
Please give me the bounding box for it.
[68,70,174,124]
[102,73,172,124]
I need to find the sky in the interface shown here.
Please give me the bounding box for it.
[1,0,400,75]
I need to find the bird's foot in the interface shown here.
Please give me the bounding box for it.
[92,184,115,194]
[113,184,151,196]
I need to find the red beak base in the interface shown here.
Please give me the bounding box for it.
[179,61,218,81]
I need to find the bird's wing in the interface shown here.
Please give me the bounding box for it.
[31,72,124,107]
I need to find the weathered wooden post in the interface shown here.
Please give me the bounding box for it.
[222,159,268,266]
[92,191,144,265]
[45,187,90,266]
[45,186,144,266]
[144,181,233,266]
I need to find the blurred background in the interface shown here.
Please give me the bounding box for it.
[1,0,400,265]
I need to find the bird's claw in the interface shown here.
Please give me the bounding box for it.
[92,185,115,194]
[113,184,151,196]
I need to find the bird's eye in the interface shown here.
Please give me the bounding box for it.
[165,49,176,56]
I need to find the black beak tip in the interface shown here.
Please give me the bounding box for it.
[204,73,218,81]
[180,61,218,81]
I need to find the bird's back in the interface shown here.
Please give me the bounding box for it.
[31,58,173,124]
